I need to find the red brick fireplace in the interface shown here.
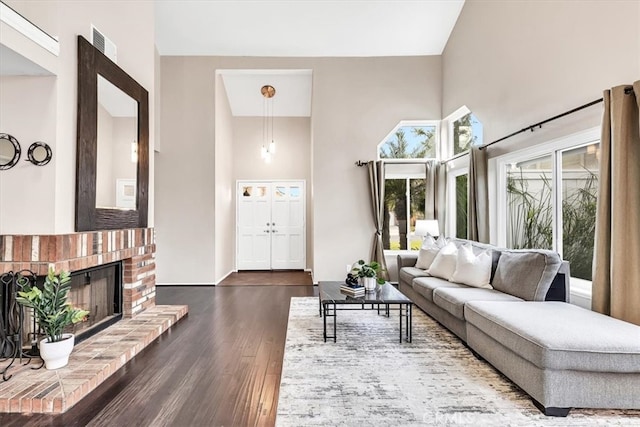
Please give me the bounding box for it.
[0,227,188,414]
[0,228,156,318]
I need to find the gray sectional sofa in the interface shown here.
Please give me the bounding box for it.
[397,238,640,416]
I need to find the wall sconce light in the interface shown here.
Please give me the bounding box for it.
[131,140,138,163]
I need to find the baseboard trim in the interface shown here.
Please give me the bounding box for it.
[214,269,235,285]
[156,283,215,286]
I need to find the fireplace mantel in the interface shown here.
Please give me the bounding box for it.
[0,228,156,317]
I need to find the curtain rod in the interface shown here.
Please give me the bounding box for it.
[355,160,433,167]
[357,87,634,157]
[480,87,634,151]
[479,98,604,150]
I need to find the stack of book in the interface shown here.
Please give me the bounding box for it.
[340,284,365,297]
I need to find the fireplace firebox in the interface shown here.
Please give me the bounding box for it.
[68,262,123,342]
[13,262,124,348]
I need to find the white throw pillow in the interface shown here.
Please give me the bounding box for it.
[426,241,458,280]
[415,236,445,270]
[450,244,493,289]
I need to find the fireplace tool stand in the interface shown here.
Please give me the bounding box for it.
[0,270,44,381]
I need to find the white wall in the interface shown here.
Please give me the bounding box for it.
[442,0,640,305]
[111,117,137,184]
[443,0,640,244]
[0,0,155,234]
[96,104,115,207]
[156,55,441,284]
[311,57,441,281]
[0,76,57,234]
[233,116,312,272]
[155,57,216,284]
[214,75,235,283]
[443,0,640,159]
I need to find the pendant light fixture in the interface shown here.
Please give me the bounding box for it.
[261,84,276,162]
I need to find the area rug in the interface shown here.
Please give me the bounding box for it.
[276,297,640,426]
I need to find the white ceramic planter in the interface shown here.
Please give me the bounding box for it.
[360,277,377,292]
[39,333,75,370]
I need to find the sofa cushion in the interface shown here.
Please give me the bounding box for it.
[399,267,430,287]
[450,238,503,281]
[450,244,493,289]
[465,301,640,373]
[491,250,562,301]
[427,241,458,280]
[412,276,465,302]
[432,287,523,320]
[415,236,446,269]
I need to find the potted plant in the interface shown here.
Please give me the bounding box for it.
[16,267,89,369]
[351,260,386,291]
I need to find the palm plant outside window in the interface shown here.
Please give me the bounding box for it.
[506,143,599,281]
[452,113,483,155]
[379,125,435,250]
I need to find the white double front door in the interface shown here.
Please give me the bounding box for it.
[236,181,305,270]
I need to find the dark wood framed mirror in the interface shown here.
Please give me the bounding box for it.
[76,35,148,231]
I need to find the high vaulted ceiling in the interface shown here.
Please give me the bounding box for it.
[155,0,465,57]
[155,1,466,117]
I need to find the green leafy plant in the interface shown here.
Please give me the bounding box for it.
[506,170,553,250]
[351,260,386,284]
[507,167,598,281]
[16,267,89,343]
[561,170,598,280]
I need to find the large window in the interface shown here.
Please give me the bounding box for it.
[378,121,438,251]
[560,144,599,281]
[384,179,407,250]
[451,112,483,156]
[444,107,482,238]
[498,129,600,288]
[379,122,437,160]
[506,156,553,250]
[383,178,425,250]
[455,173,468,239]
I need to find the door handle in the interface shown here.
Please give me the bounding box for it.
[273,230,278,233]
[264,230,270,233]
[272,222,276,226]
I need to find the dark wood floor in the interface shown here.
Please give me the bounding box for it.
[218,271,313,286]
[0,274,315,427]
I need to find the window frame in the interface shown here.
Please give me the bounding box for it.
[443,106,470,160]
[443,106,484,162]
[382,167,428,252]
[377,119,439,254]
[495,127,601,294]
[377,120,440,162]
[446,166,469,239]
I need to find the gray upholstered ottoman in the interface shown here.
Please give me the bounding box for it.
[464,301,640,416]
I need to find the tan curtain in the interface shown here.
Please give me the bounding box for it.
[468,146,490,243]
[367,161,389,280]
[425,160,447,236]
[592,81,640,325]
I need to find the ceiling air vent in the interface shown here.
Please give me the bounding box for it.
[91,25,117,63]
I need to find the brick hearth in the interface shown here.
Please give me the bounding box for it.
[0,228,156,317]
[0,305,188,413]
[0,227,188,413]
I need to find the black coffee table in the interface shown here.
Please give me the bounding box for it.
[318,281,413,343]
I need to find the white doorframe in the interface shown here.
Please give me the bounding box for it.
[236,180,306,271]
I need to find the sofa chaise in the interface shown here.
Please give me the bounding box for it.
[397,238,640,416]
